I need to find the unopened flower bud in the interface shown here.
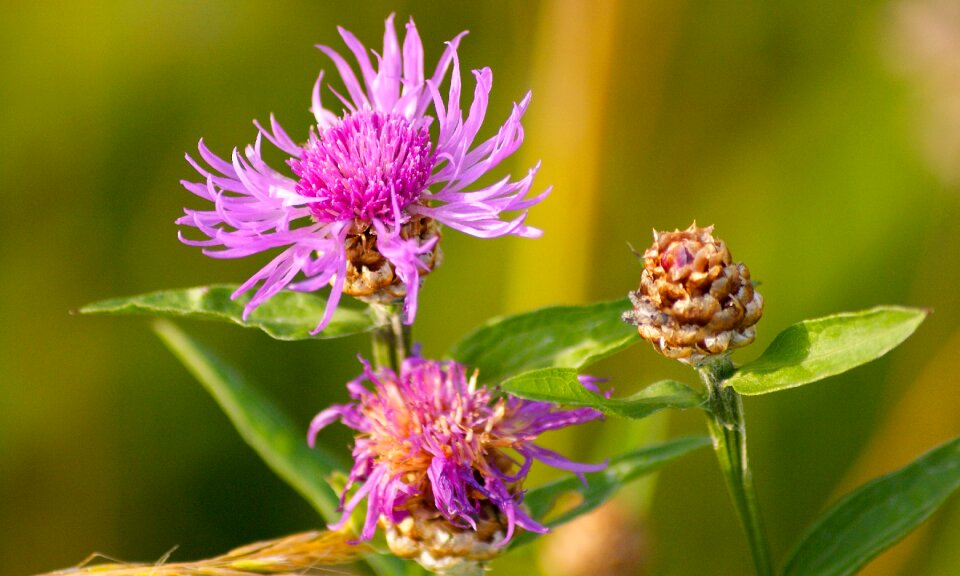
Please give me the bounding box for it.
[622,223,763,364]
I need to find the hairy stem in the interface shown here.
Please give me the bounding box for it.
[700,355,773,576]
[370,303,411,372]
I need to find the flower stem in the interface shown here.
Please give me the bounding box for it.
[699,355,773,576]
[370,303,411,372]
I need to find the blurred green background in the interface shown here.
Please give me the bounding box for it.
[3,1,959,574]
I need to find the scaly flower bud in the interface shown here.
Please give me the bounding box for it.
[622,223,763,364]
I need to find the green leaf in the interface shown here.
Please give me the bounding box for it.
[501,367,704,419]
[153,320,343,520]
[81,285,375,340]
[782,436,960,576]
[448,298,640,384]
[727,306,928,395]
[512,436,711,547]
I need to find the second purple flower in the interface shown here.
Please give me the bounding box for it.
[308,356,605,571]
[179,15,548,333]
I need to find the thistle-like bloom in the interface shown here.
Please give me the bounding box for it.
[308,356,604,569]
[178,15,547,333]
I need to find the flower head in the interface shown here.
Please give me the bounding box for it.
[622,223,764,364]
[308,356,604,569]
[179,15,548,333]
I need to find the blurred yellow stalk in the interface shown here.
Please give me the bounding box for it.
[514,3,689,575]
[506,0,621,310]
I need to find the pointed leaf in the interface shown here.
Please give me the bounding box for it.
[448,298,640,384]
[511,436,711,547]
[727,306,928,395]
[501,367,704,419]
[782,436,960,576]
[81,285,375,340]
[153,320,343,520]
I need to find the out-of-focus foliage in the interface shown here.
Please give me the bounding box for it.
[2,1,959,575]
[783,437,960,576]
[152,320,343,520]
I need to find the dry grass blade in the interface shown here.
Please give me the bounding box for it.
[38,530,369,576]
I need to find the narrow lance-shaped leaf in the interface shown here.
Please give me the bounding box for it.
[511,436,711,548]
[501,367,704,419]
[153,320,343,520]
[449,298,640,384]
[81,285,376,341]
[726,306,928,395]
[782,436,960,576]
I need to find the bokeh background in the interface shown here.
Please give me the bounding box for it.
[3,1,960,574]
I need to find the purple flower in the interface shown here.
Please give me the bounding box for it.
[308,356,605,546]
[179,15,548,333]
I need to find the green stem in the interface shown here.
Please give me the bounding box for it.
[700,355,773,576]
[369,303,411,372]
